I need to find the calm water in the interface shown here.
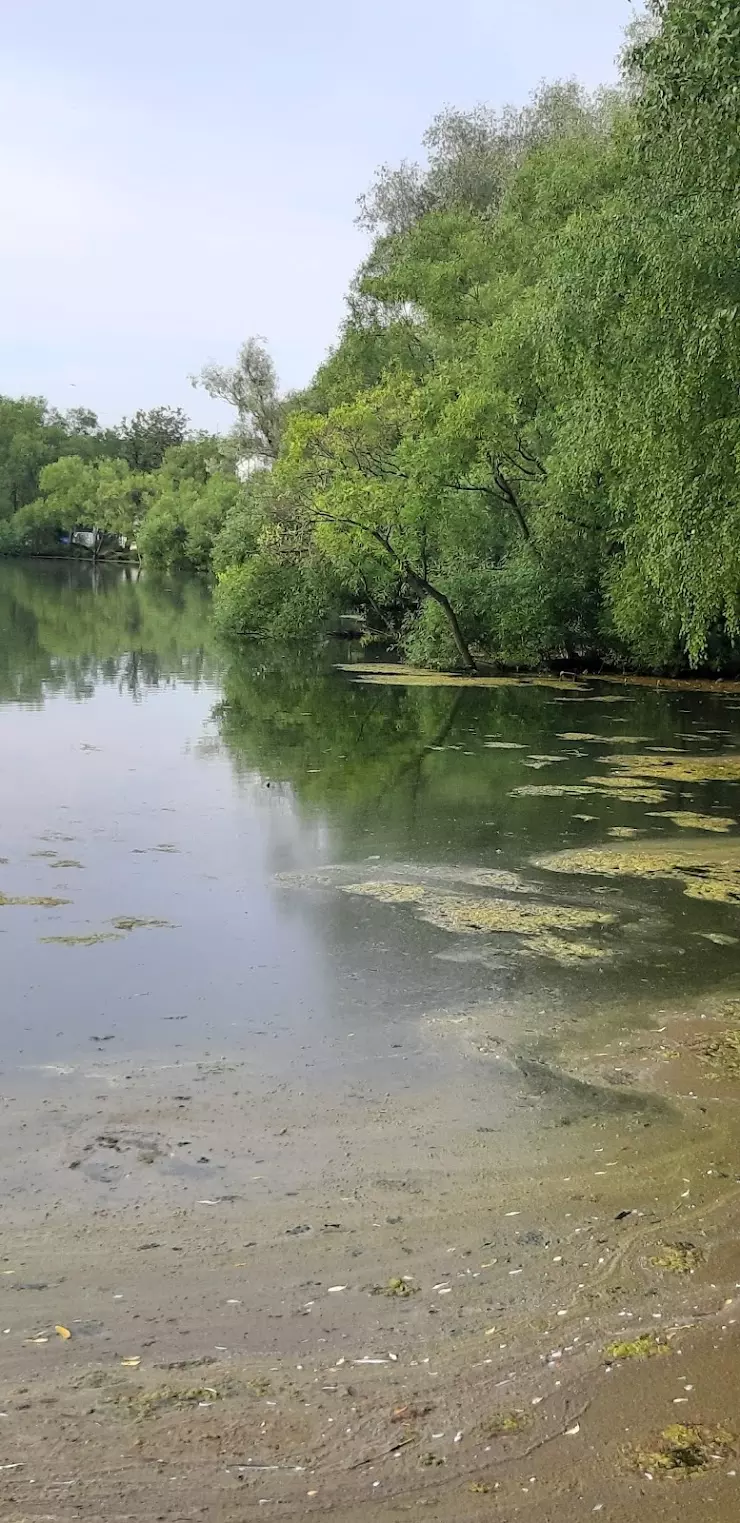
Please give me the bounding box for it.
[1,559,740,1076]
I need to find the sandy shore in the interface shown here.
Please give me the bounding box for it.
[2,994,740,1521]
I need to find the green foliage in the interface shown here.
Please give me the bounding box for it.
[214,554,339,640]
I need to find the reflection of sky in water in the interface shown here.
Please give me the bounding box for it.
[2,560,740,1073]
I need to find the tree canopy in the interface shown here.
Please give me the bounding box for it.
[4,2,740,674]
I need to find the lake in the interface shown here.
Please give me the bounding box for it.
[2,557,740,1078]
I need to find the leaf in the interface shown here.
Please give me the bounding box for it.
[55,1324,72,1340]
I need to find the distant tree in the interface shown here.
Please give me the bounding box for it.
[116,407,190,472]
[192,338,285,466]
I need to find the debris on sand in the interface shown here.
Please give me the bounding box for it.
[635,1423,735,1474]
[650,1243,703,1275]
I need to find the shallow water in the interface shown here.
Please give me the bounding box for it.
[2,559,740,1077]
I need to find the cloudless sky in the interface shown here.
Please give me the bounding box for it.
[1,0,637,429]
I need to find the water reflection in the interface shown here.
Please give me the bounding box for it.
[0,558,219,704]
[1,561,739,1078]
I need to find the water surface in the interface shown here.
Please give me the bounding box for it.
[2,559,739,1078]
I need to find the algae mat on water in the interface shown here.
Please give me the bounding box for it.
[342,881,616,963]
[601,753,740,784]
[335,663,587,691]
[536,840,740,904]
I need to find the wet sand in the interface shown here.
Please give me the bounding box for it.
[2,993,740,1521]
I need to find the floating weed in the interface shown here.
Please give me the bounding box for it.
[342,882,614,963]
[511,784,603,799]
[335,663,586,691]
[537,840,740,905]
[635,1423,735,1475]
[40,933,123,947]
[583,775,670,804]
[604,753,740,784]
[605,1332,670,1362]
[608,827,641,839]
[698,931,738,946]
[110,916,175,932]
[49,858,85,869]
[650,1242,703,1274]
[646,811,736,833]
[558,733,648,744]
[0,892,71,908]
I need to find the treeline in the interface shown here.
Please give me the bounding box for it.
[4,1,740,673]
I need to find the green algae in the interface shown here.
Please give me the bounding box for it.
[342,881,615,963]
[511,784,603,798]
[650,1242,703,1274]
[605,1332,670,1362]
[635,1423,735,1474]
[537,840,740,905]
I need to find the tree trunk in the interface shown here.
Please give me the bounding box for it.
[406,569,477,671]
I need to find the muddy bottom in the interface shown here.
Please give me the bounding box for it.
[2,994,740,1522]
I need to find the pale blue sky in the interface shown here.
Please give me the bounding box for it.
[1,0,637,429]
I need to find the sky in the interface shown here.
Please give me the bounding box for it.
[1,0,638,431]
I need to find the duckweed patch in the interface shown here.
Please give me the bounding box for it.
[536,840,740,905]
[650,1242,703,1274]
[635,1423,735,1474]
[342,881,615,963]
[605,1332,669,1362]
[646,811,736,833]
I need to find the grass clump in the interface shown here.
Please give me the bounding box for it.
[605,1332,669,1362]
[635,1423,735,1474]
